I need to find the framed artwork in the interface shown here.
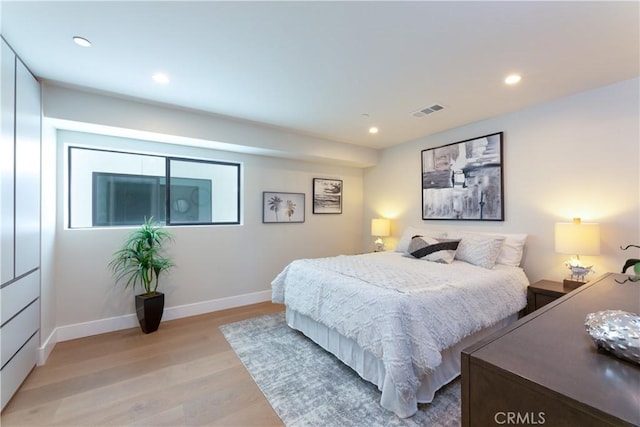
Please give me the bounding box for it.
[313,178,342,214]
[263,192,305,223]
[421,132,504,221]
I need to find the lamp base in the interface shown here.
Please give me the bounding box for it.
[563,278,587,290]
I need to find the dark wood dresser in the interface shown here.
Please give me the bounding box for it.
[462,273,640,426]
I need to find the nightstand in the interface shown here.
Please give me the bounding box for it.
[526,280,581,314]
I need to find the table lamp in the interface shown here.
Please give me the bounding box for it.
[371,218,390,252]
[554,218,600,289]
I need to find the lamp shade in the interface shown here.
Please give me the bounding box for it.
[371,218,390,237]
[554,218,600,256]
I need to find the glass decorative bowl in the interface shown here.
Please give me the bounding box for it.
[585,310,640,365]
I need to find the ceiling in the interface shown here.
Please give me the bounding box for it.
[1,1,638,149]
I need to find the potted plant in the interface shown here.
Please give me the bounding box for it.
[109,218,174,333]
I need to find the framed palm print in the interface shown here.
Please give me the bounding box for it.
[263,192,305,223]
[421,132,504,221]
[313,178,342,214]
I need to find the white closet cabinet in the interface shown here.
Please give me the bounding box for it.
[1,37,16,284]
[0,37,41,411]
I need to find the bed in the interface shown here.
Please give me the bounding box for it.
[271,228,529,418]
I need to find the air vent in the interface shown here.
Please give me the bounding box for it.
[410,104,445,118]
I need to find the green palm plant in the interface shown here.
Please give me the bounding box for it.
[108,218,174,295]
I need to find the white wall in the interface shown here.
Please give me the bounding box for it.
[39,123,57,363]
[43,84,378,167]
[51,130,363,334]
[38,85,367,348]
[363,78,640,283]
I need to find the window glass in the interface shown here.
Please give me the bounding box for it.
[168,159,240,225]
[93,172,165,226]
[69,147,240,228]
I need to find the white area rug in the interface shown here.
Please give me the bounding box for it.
[220,312,460,426]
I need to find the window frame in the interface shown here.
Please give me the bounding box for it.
[68,146,242,228]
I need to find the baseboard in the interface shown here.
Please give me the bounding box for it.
[38,290,272,363]
[38,328,58,366]
[161,290,272,321]
[56,314,139,343]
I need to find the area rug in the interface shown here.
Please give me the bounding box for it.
[220,312,460,427]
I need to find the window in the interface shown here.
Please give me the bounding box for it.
[69,147,240,228]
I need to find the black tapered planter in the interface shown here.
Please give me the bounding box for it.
[135,292,164,334]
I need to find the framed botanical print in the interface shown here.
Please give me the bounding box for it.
[263,192,305,223]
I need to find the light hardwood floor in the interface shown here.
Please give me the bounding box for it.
[1,302,285,427]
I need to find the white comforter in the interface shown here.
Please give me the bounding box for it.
[271,251,529,417]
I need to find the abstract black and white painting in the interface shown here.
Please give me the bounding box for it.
[313,178,342,214]
[421,132,504,221]
[263,192,305,223]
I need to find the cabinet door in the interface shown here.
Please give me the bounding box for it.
[14,58,40,277]
[0,332,37,410]
[1,40,16,284]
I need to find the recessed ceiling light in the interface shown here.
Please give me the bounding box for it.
[152,73,170,84]
[72,36,91,48]
[369,127,379,134]
[504,74,522,85]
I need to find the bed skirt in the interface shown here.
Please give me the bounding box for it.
[286,308,517,418]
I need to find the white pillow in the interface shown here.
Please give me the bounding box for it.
[492,233,527,266]
[448,232,506,269]
[455,231,527,266]
[395,226,446,253]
